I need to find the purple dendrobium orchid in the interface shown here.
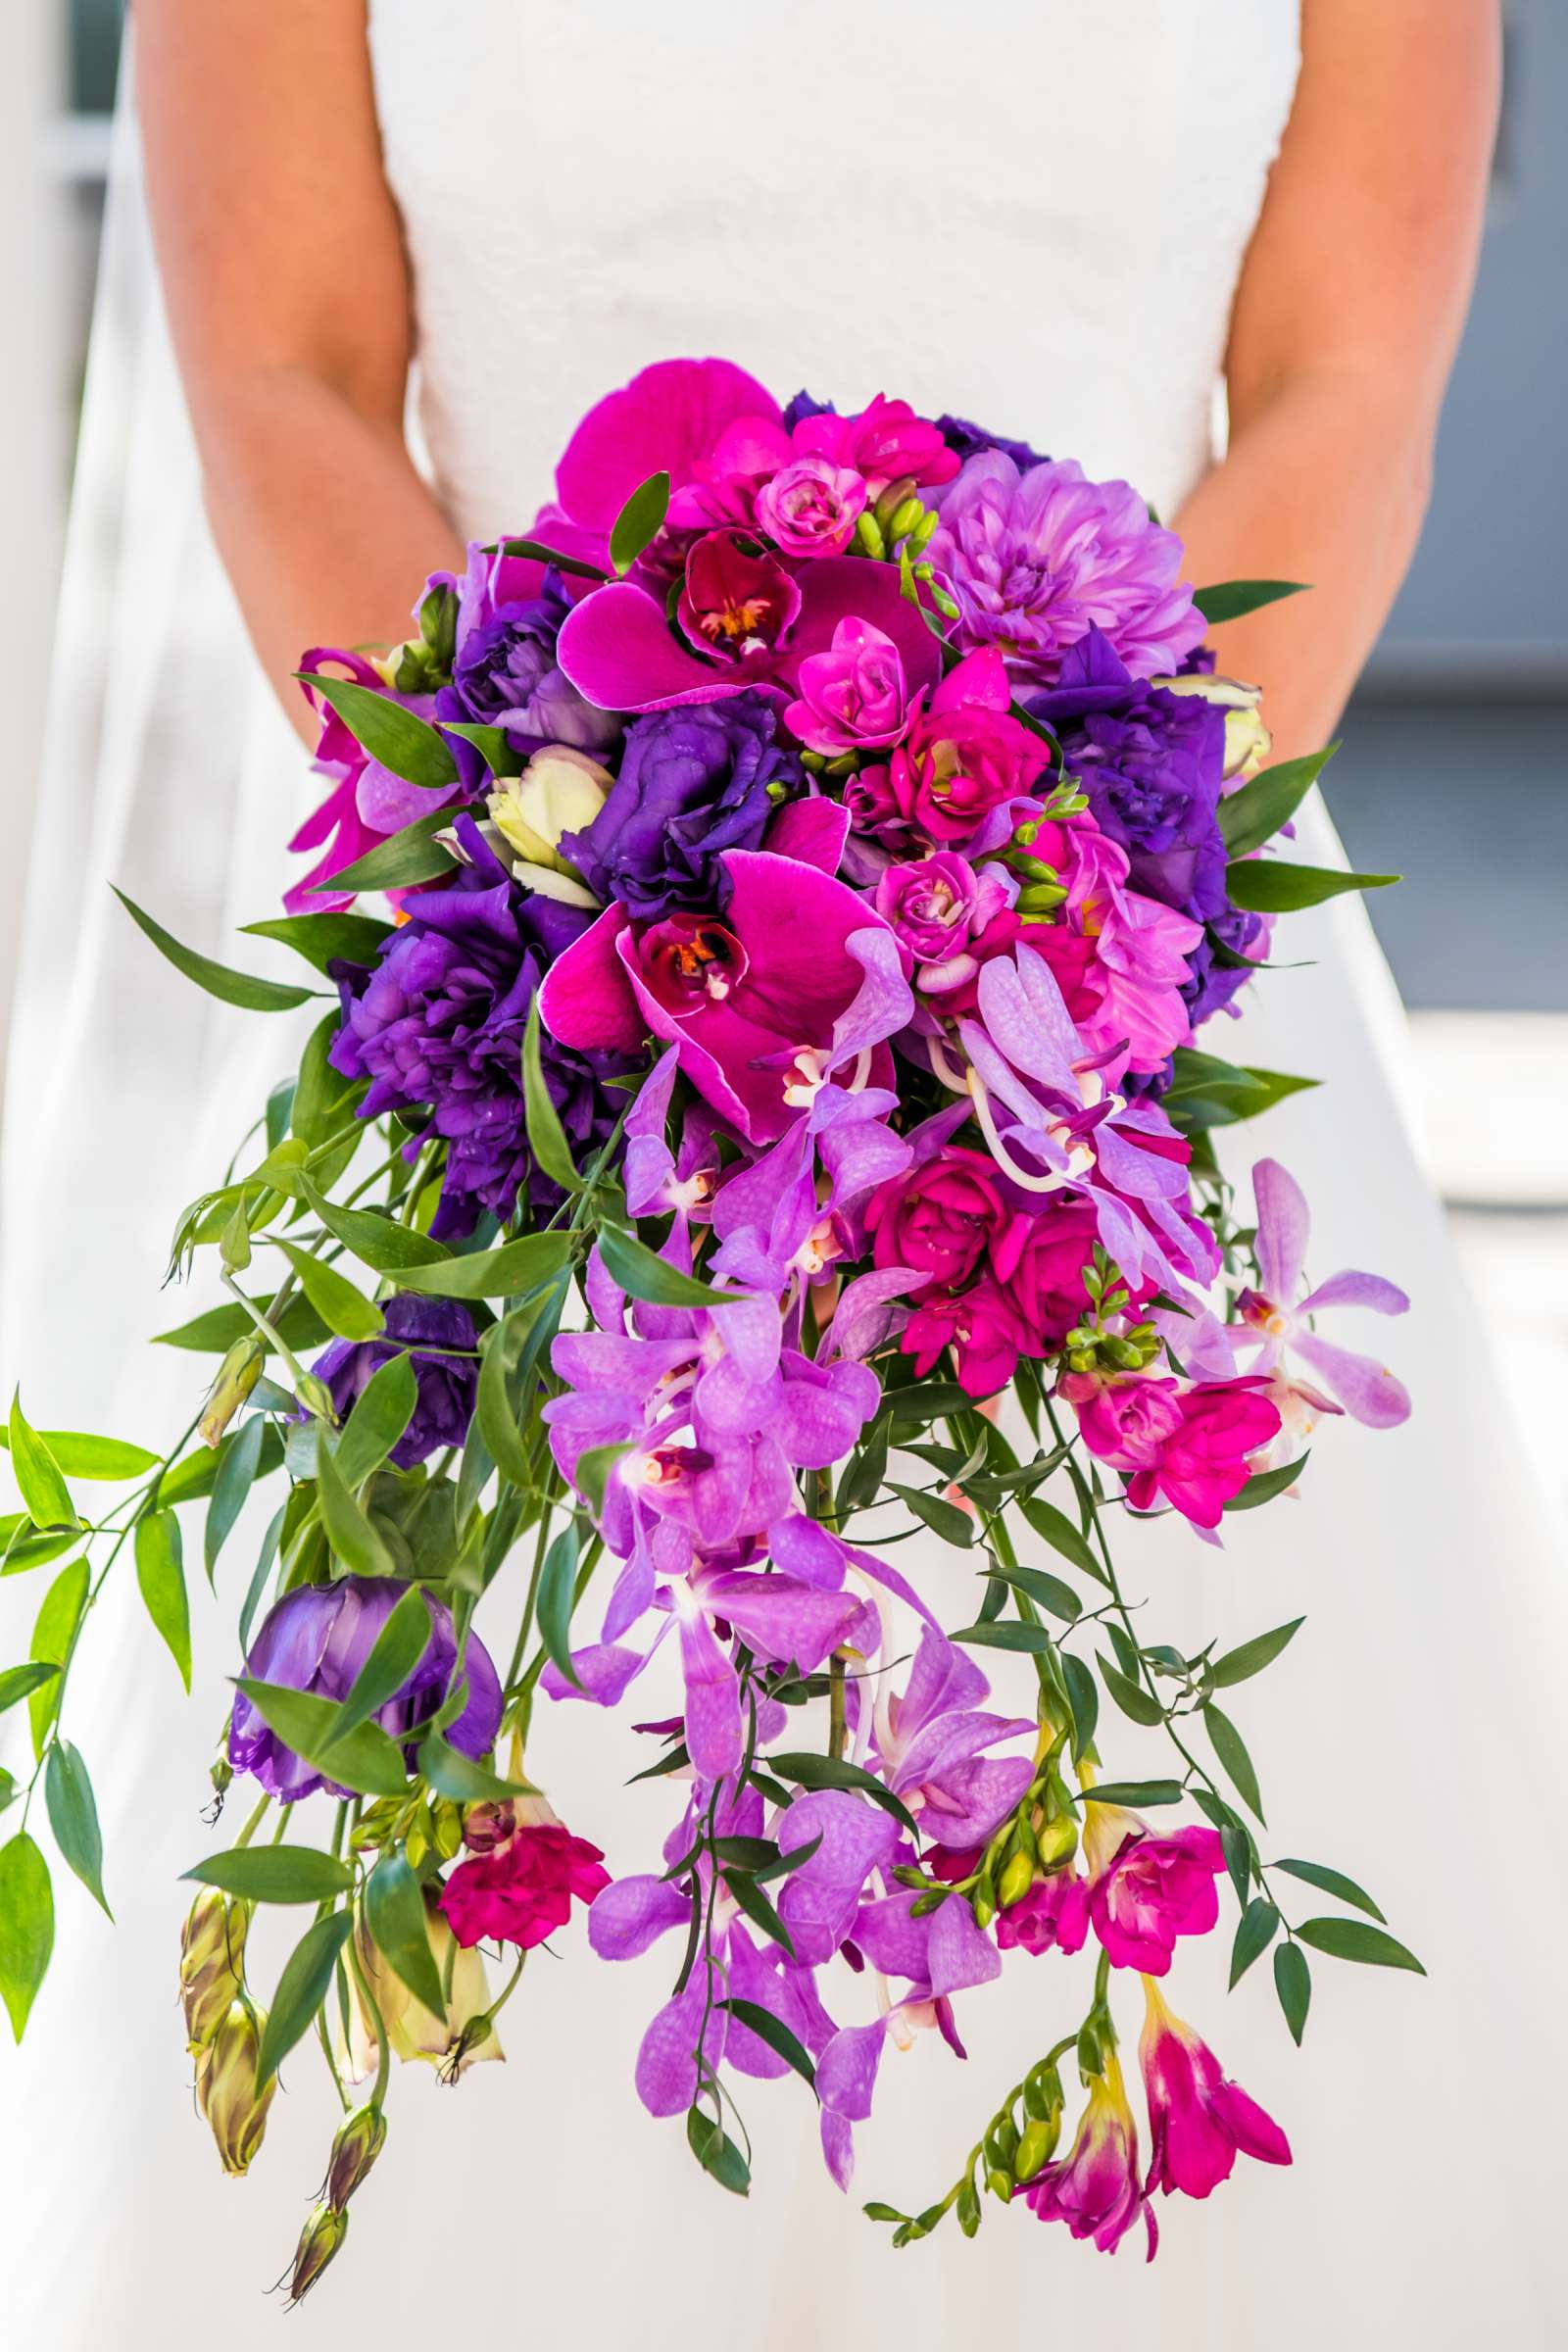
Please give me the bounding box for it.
[871,1626,1035,1849]
[1233,1158,1411,1428]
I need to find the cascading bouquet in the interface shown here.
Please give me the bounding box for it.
[0,359,1421,2298]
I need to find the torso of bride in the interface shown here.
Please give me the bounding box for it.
[368,1,1299,539]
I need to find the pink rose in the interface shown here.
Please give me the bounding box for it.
[754,457,868,557]
[439,1823,611,1952]
[871,852,1013,990]
[887,647,1052,845]
[866,1147,1011,1298]
[1084,1810,1226,1976]
[902,1276,1030,1398]
[1065,1372,1281,1528]
[784,616,913,754]
[992,1200,1106,1353]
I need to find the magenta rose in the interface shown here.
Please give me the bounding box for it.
[858,648,1052,851]
[902,1276,1030,1398]
[754,457,868,557]
[784,616,914,755]
[1064,1372,1281,1529]
[871,851,1016,995]
[991,1200,1103,1353]
[439,1822,611,1952]
[866,1147,1011,1298]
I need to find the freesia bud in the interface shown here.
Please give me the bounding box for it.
[998,1850,1035,1909]
[194,1999,275,2175]
[180,1888,248,2052]
[198,1337,264,1448]
[488,746,612,874]
[324,2103,387,2209]
[287,2202,349,2305]
[1035,1812,1080,1870]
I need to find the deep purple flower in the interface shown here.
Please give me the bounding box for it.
[435,552,619,793]
[330,817,639,1239]
[1071,698,1228,920]
[1181,906,1265,1029]
[229,1578,503,1801]
[562,694,801,921]
[312,1295,479,1467]
[781,388,835,433]
[935,413,1050,471]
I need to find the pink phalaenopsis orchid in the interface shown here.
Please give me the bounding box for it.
[1235,1158,1411,1429]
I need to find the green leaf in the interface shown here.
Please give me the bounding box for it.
[154,1295,329,1354]
[885,1381,974,1427]
[301,1183,451,1273]
[7,1394,77,1531]
[887,1482,973,1550]
[686,2105,751,2196]
[256,1911,354,2085]
[574,1441,634,1518]
[1224,858,1399,914]
[391,1230,573,1302]
[111,888,318,1011]
[1270,1858,1386,1923]
[983,1562,1080,1622]
[336,1352,419,1489]
[1209,1616,1304,1687]
[183,1845,355,1905]
[0,1427,156,1483]
[1073,1779,1186,1809]
[1018,1494,1102,1580]
[205,1414,266,1585]
[1225,1455,1310,1512]
[273,1238,385,1344]
[416,1734,525,1803]
[494,536,610,582]
[1230,1897,1280,1988]
[1192,579,1308,626]
[289,1009,364,1151]
[238,1503,285,1656]
[135,1511,191,1691]
[1061,1651,1099,1760]
[158,1423,284,1510]
[950,1619,1054,1654]
[43,1741,111,1918]
[0,1832,54,2038]
[233,1678,411,1799]
[723,1867,796,1959]
[1204,1701,1265,1822]
[2,1526,81,1579]
[595,1225,739,1309]
[240,910,391,975]
[27,1558,88,1753]
[437,719,523,776]
[0,1663,60,1715]
[1274,1939,1311,2044]
[537,1525,583,1691]
[610,469,671,575]
[719,1995,816,2088]
[318,811,457,896]
[522,998,583,1192]
[475,1287,556,1493]
[1096,1654,1162,1727]
[1217,747,1337,859]
[1294,1916,1424,1974]
[299,673,459,791]
[765,1751,920,1840]
[314,1432,395,1579]
[326,1585,431,1744]
[364,1850,447,2013]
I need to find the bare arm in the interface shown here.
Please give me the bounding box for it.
[137,0,464,741]
[1174,0,1499,760]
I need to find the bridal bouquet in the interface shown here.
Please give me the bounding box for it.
[0,359,1420,2296]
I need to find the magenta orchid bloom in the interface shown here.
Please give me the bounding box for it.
[1021,2054,1157,2260]
[1234,1157,1412,1429]
[538,848,913,1145]
[552,356,782,545]
[1139,1982,1292,2200]
[1083,1806,1226,1975]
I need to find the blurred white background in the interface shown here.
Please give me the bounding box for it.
[2,0,1564,1493]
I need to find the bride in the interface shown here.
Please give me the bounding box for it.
[5,2,1563,2344]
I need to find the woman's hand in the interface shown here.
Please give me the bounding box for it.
[1175,0,1500,759]
[137,0,465,738]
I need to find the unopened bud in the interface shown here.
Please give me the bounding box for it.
[180,1888,247,2052]
[1034,1812,1079,1870]
[998,1850,1035,1909]
[295,1371,338,1424]
[887,496,925,545]
[325,2103,387,2210]
[854,511,887,561]
[199,1337,264,1448]
[1013,2117,1054,2182]
[195,2000,275,2176]
[288,2202,350,2305]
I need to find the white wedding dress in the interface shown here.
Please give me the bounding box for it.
[3,6,1565,2345]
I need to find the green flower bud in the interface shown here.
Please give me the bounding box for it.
[325,2103,387,2210]
[179,1888,247,2053]
[855,511,887,561]
[1013,882,1069,913]
[887,496,925,545]
[1034,1812,1079,1870]
[1023,2058,1065,2134]
[1013,2117,1054,2182]
[195,2000,275,2176]
[997,1850,1035,1909]
[911,509,940,554]
[288,2202,349,2305]
[956,2178,982,2238]
[873,476,918,531]
[198,1337,264,1448]
[295,1370,338,1425]
[985,2117,1019,2172]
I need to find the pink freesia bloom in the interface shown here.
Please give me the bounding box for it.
[996,1869,1092,1956]
[1139,1981,1292,2198]
[439,1822,611,1952]
[286,650,451,912]
[868,647,1054,850]
[754,457,868,558]
[904,1277,1032,1399]
[553,356,782,538]
[791,394,961,496]
[1057,825,1202,1075]
[538,849,912,1145]
[1083,1805,1226,1975]
[1064,1371,1281,1528]
[1021,2053,1157,2259]
[785,617,914,754]
[1233,1157,1412,1429]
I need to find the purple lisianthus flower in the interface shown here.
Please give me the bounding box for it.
[1070,694,1229,920]
[562,693,802,921]
[934,413,1050,471]
[926,451,1204,690]
[330,815,639,1239]
[312,1295,479,1467]
[1181,905,1266,1029]
[781,388,835,433]
[229,1577,503,1801]
[435,551,620,793]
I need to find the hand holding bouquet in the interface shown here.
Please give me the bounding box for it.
[0,360,1417,2300]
